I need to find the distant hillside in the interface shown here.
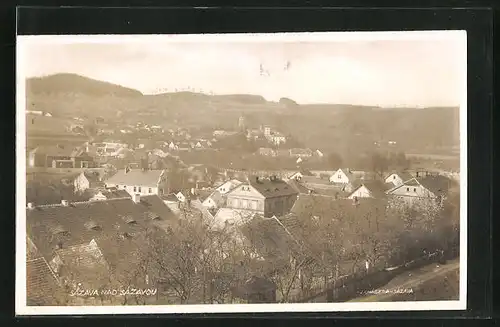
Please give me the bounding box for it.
[23,74,460,155]
[26,73,143,97]
[211,94,267,105]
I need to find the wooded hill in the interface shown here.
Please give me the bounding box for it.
[25,74,460,155]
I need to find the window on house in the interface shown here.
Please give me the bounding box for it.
[406,188,409,191]
[138,187,142,192]
[149,188,152,194]
[133,186,137,192]
[393,176,396,179]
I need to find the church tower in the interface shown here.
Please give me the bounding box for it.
[238,115,246,131]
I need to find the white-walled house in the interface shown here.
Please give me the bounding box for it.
[329,168,355,184]
[73,171,105,193]
[215,179,243,195]
[384,171,414,187]
[386,175,452,207]
[104,168,168,196]
[202,190,225,209]
[175,192,188,203]
[347,181,391,200]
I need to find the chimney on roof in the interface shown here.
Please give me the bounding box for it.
[132,193,141,204]
[61,200,69,207]
[27,202,35,210]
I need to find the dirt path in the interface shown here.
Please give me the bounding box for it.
[349,259,459,302]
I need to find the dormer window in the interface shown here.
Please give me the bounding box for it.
[121,215,137,224]
[50,225,69,236]
[84,220,101,231]
[147,211,160,220]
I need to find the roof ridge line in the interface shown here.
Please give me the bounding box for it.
[28,196,134,209]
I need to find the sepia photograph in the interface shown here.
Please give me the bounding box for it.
[16,31,466,315]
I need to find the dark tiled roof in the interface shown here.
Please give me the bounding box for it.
[30,144,91,158]
[403,178,421,187]
[386,171,414,182]
[416,175,453,195]
[287,180,312,194]
[300,176,334,186]
[139,195,179,226]
[105,169,165,188]
[290,194,386,220]
[351,180,392,199]
[53,240,110,288]
[206,190,225,206]
[161,193,180,202]
[98,189,131,199]
[26,257,64,306]
[26,196,177,268]
[30,145,74,157]
[248,177,298,199]
[83,170,102,183]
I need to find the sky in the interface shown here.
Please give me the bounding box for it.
[19,32,466,107]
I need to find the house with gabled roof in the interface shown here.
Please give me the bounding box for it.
[385,175,453,206]
[26,194,178,303]
[49,239,110,291]
[347,180,393,200]
[74,170,105,193]
[225,176,298,218]
[287,169,314,181]
[89,188,131,201]
[215,179,244,195]
[104,168,168,196]
[329,168,355,184]
[28,144,96,168]
[385,171,414,187]
[202,190,225,210]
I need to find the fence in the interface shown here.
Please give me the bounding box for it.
[289,251,444,303]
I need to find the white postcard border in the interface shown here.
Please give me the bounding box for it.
[15,30,468,315]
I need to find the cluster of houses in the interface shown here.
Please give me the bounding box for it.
[245,124,287,146]
[198,168,454,228]
[258,147,323,160]
[25,162,456,305]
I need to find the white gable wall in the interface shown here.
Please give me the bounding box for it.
[385,173,405,186]
[348,185,373,199]
[329,169,350,183]
[202,197,218,209]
